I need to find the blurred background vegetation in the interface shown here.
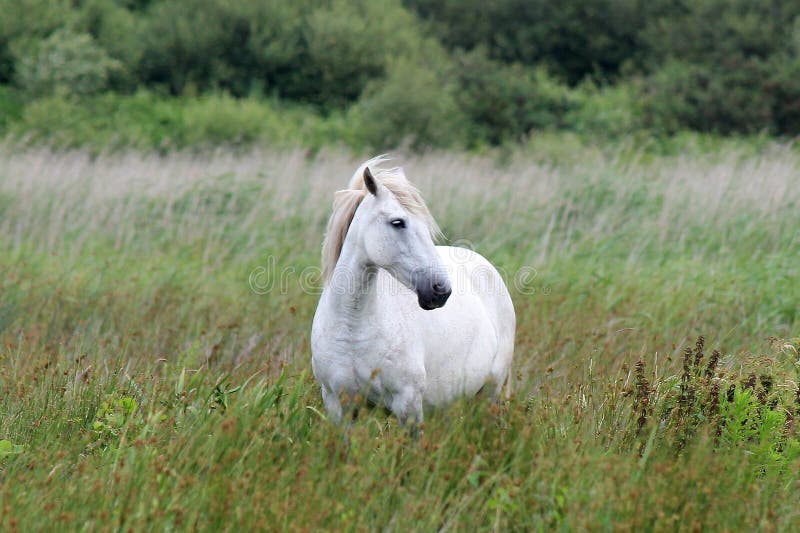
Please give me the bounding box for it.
[1,0,799,151]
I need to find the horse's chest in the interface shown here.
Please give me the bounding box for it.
[354,334,407,373]
[329,332,422,397]
[312,292,425,400]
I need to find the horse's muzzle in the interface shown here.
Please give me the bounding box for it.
[417,281,452,310]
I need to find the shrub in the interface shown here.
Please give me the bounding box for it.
[0,86,22,131]
[137,0,264,95]
[765,52,800,135]
[136,0,439,109]
[347,59,466,150]
[179,94,333,147]
[632,336,800,472]
[566,81,644,139]
[406,0,646,84]
[73,0,145,91]
[7,91,346,151]
[642,59,778,135]
[640,0,800,66]
[136,0,322,96]
[180,95,268,146]
[272,0,447,109]
[14,29,121,97]
[12,94,118,148]
[452,49,578,145]
[0,0,74,83]
[639,0,800,135]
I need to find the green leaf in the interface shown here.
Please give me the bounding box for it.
[0,439,24,456]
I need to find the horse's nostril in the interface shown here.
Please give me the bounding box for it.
[433,282,446,294]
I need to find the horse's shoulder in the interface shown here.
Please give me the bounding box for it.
[436,245,502,277]
[436,245,488,264]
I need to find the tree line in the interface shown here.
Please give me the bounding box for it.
[1,0,798,148]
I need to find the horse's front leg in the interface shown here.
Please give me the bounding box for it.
[321,386,344,425]
[391,386,424,438]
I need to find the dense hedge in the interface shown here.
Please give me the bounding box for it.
[0,0,798,149]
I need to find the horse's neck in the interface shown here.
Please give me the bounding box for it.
[326,227,379,321]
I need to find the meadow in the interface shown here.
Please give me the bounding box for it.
[0,140,799,530]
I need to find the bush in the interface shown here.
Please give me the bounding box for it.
[566,81,644,139]
[639,0,800,135]
[452,49,579,145]
[6,91,350,151]
[765,50,800,135]
[632,336,800,472]
[296,0,442,109]
[11,94,125,148]
[179,94,341,147]
[641,0,800,66]
[0,86,22,131]
[137,0,272,95]
[136,0,440,109]
[0,0,74,83]
[406,0,646,85]
[347,59,466,150]
[14,29,121,97]
[72,0,145,91]
[643,59,779,135]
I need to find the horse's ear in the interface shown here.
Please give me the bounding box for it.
[364,167,378,196]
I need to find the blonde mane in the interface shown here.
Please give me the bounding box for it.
[321,156,443,281]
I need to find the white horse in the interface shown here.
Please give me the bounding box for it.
[311,157,515,428]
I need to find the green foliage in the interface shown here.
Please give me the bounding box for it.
[136,0,291,95]
[7,92,348,151]
[298,0,440,108]
[134,0,439,108]
[406,0,646,84]
[641,0,800,65]
[2,0,800,146]
[451,50,573,145]
[405,0,800,136]
[89,394,140,451]
[14,29,122,97]
[642,58,789,135]
[0,439,24,457]
[0,86,22,129]
[640,0,800,134]
[347,59,466,150]
[72,0,144,90]
[0,0,74,83]
[176,94,329,148]
[566,81,645,139]
[625,335,800,485]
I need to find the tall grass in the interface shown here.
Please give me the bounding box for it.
[0,142,798,530]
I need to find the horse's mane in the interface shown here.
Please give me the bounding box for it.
[321,156,443,281]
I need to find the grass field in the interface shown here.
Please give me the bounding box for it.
[0,142,799,530]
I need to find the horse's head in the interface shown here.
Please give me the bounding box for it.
[357,167,452,310]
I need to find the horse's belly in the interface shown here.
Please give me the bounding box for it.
[417,295,499,407]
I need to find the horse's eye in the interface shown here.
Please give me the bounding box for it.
[390,218,406,229]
